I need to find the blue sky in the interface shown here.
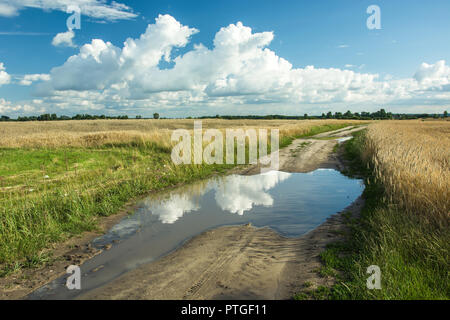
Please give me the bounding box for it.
[0,0,449,117]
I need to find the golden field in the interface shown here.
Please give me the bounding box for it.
[363,120,450,223]
[0,119,368,148]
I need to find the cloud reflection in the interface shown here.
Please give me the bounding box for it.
[147,194,201,224]
[145,171,291,223]
[214,171,291,215]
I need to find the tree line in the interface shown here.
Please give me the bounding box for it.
[0,109,447,122]
[197,109,448,120]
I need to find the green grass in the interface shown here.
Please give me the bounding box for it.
[309,136,340,140]
[0,143,233,275]
[296,124,350,138]
[296,130,450,300]
[279,123,351,150]
[0,124,354,276]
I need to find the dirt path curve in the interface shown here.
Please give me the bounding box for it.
[240,125,366,175]
[79,125,366,300]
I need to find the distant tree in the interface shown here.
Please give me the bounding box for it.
[326,111,333,119]
[444,110,448,118]
[153,113,160,119]
[344,110,353,118]
[38,113,51,121]
[304,113,308,119]
[0,115,10,121]
[136,115,142,119]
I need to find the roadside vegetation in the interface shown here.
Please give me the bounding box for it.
[302,120,449,299]
[0,119,364,276]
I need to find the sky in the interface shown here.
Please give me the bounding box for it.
[0,0,449,118]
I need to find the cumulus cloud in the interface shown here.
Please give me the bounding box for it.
[414,60,450,89]
[0,63,11,86]
[4,14,450,116]
[19,73,51,86]
[43,16,381,105]
[0,0,136,21]
[47,14,198,92]
[52,30,76,47]
[0,98,41,114]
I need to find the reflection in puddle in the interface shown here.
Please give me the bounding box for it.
[148,171,291,222]
[214,171,291,215]
[29,169,363,300]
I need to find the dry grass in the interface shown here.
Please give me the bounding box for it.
[363,120,450,223]
[0,119,368,148]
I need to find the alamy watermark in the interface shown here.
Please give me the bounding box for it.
[66,5,81,31]
[66,265,81,290]
[171,121,279,172]
[367,5,381,30]
[366,265,382,290]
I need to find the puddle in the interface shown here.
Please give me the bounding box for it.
[336,136,353,143]
[28,169,363,299]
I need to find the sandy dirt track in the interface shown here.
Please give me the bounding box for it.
[79,125,366,300]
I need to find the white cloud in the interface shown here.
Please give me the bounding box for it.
[0,0,136,21]
[19,73,51,86]
[0,98,40,114]
[0,3,18,16]
[414,60,450,88]
[52,30,76,47]
[47,14,198,92]
[4,15,450,117]
[0,63,11,86]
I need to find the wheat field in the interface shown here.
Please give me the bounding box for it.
[363,120,450,223]
[0,119,368,148]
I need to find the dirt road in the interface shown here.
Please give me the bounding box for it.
[79,125,366,300]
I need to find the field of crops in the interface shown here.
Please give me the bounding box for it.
[0,119,366,148]
[364,121,449,224]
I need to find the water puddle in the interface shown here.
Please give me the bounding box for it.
[28,169,363,299]
[336,136,353,143]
